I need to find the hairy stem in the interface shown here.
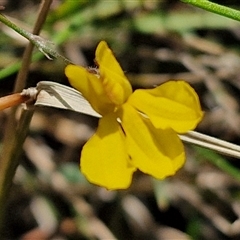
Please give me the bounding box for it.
[181,0,240,22]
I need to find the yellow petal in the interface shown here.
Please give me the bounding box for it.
[120,104,185,179]
[128,81,203,133]
[95,41,132,105]
[65,64,115,115]
[81,113,136,190]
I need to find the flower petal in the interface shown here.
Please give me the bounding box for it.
[81,113,136,190]
[120,104,185,179]
[95,41,132,105]
[65,64,115,115]
[128,81,203,133]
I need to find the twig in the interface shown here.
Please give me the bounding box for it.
[180,132,240,159]
[0,0,53,234]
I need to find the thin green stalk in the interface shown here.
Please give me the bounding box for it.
[0,14,71,65]
[0,14,33,42]
[181,0,240,22]
[0,23,73,80]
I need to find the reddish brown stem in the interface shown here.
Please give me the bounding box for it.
[0,93,29,111]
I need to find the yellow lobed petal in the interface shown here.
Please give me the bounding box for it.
[95,41,132,105]
[80,112,136,190]
[65,64,115,115]
[128,81,203,133]
[120,104,185,179]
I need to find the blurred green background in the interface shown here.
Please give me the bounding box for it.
[1,0,240,239]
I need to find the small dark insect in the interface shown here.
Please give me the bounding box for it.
[87,66,99,75]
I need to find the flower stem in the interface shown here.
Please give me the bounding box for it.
[0,14,71,65]
[181,0,240,22]
[0,14,33,39]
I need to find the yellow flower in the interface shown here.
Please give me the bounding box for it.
[65,41,203,190]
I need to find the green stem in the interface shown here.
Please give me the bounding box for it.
[0,14,71,65]
[0,24,72,80]
[0,14,33,41]
[181,0,240,22]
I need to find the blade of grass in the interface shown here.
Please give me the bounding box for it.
[181,0,240,22]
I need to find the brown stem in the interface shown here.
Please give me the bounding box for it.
[14,0,53,92]
[0,0,53,235]
[0,93,30,110]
